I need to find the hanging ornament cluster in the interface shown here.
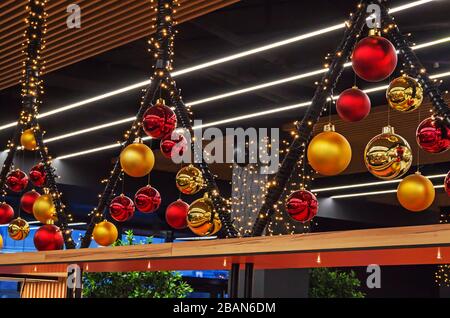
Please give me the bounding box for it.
[8,218,30,241]
[364,126,412,180]
[307,124,352,176]
[444,171,450,197]
[187,194,222,236]
[120,142,155,178]
[143,98,177,139]
[416,116,450,154]
[34,224,64,251]
[6,169,28,192]
[93,220,118,247]
[176,165,204,195]
[336,87,371,122]
[166,200,189,230]
[109,195,135,222]
[29,163,46,187]
[20,128,37,151]
[20,190,40,214]
[352,30,397,82]
[33,193,57,224]
[386,75,423,112]
[134,185,161,213]
[0,203,14,224]
[285,190,318,223]
[397,172,435,212]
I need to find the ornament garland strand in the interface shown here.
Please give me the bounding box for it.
[250,1,368,237]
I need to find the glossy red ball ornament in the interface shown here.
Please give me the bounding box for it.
[109,195,135,222]
[445,171,450,197]
[20,190,41,214]
[336,87,371,122]
[134,185,161,213]
[352,35,397,82]
[0,203,14,225]
[142,99,177,139]
[29,163,46,187]
[6,170,28,192]
[33,224,64,251]
[165,199,189,230]
[285,190,318,223]
[160,133,188,159]
[416,117,450,153]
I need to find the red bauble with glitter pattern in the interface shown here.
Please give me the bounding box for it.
[165,199,189,230]
[29,163,47,187]
[285,190,318,223]
[20,190,41,214]
[134,185,161,213]
[160,133,188,159]
[444,171,450,197]
[6,170,28,192]
[0,203,14,225]
[336,87,371,122]
[352,35,397,82]
[109,195,135,222]
[33,224,64,251]
[142,100,177,139]
[416,117,450,153]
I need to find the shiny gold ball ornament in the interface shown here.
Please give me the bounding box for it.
[33,193,57,224]
[364,126,412,180]
[307,124,352,176]
[120,142,155,178]
[176,165,204,195]
[187,194,222,236]
[8,217,30,241]
[397,172,435,212]
[0,233,3,249]
[386,75,423,112]
[20,128,37,151]
[93,220,118,247]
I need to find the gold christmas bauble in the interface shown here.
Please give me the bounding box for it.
[33,194,57,224]
[120,142,155,178]
[93,220,118,247]
[20,128,37,151]
[386,75,423,112]
[176,165,204,195]
[307,124,352,176]
[0,233,3,249]
[364,126,412,180]
[397,172,435,212]
[8,217,30,241]
[187,194,222,236]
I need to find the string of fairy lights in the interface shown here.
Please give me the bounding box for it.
[435,209,450,287]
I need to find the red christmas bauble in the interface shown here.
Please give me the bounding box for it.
[445,171,450,197]
[20,190,41,214]
[134,185,161,213]
[285,190,318,223]
[416,117,450,153]
[109,195,135,222]
[142,100,177,139]
[166,199,189,230]
[352,35,397,82]
[33,224,64,251]
[0,203,14,225]
[6,170,28,192]
[336,87,371,122]
[160,132,188,159]
[29,163,46,187]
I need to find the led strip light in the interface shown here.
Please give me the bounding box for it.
[55,69,450,159]
[331,185,445,199]
[0,0,438,132]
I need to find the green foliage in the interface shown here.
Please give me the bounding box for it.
[83,231,193,298]
[309,268,365,298]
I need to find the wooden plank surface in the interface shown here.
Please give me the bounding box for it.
[0,224,449,274]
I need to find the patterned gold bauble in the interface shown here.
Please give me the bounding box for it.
[176,165,204,195]
[397,172,435,212]
[364,126,412,180]
[20,128,37,151]
[307,124,352,176]
[33,193,58,224]
[120,142,155,178]
[386,75,423,112]
[93,220,118,247]
[0,233,3,249]
[187,194,222,236]
[8,217,30,241]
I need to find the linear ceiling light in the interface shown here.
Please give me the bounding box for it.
[0,0,438,132]
[331,185,444,199]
